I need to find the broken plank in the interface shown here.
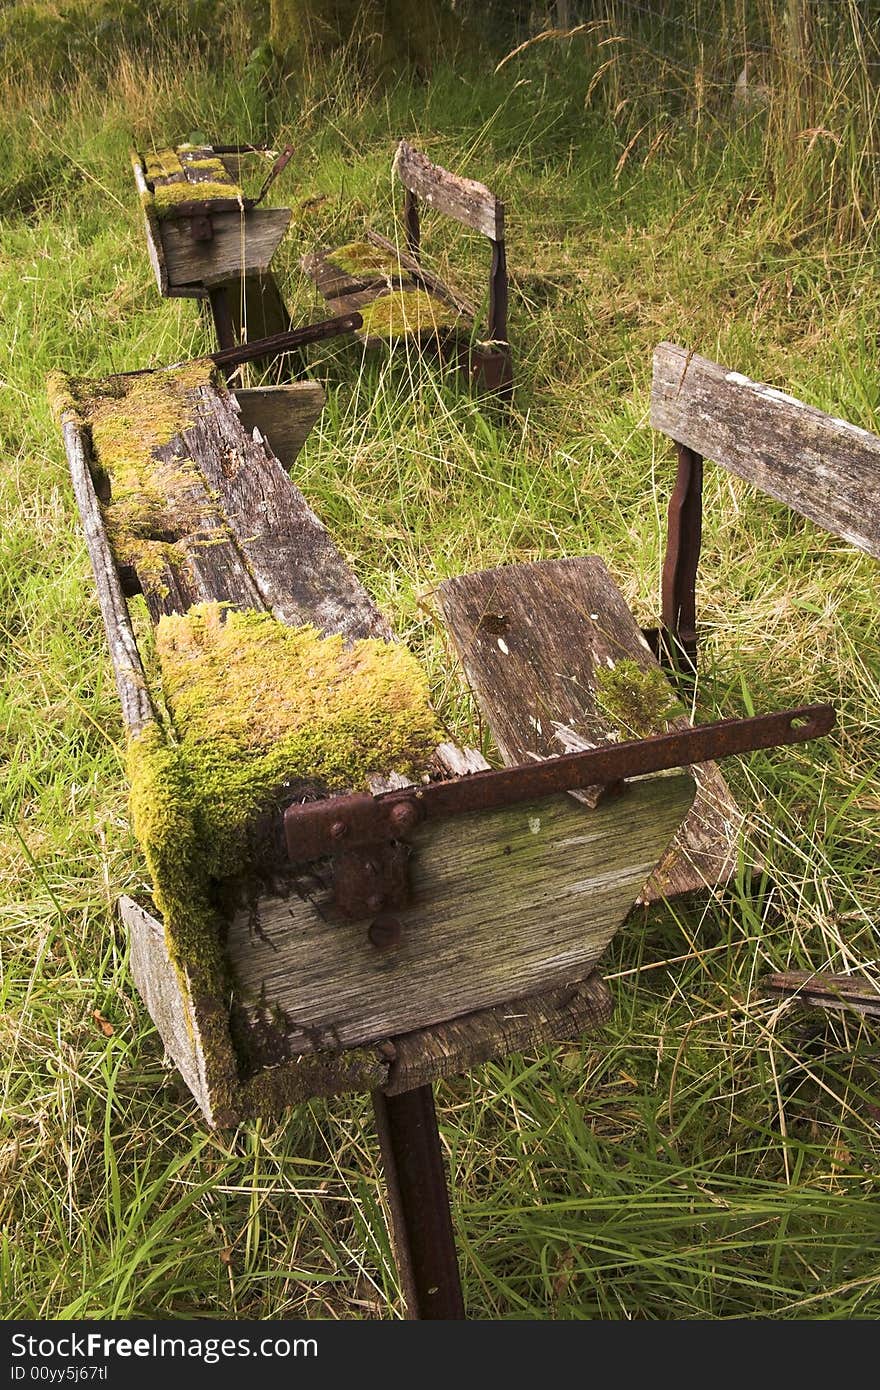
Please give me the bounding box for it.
[437,556,745,903]
[763,970,880,1019]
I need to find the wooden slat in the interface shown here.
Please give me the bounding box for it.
[302,246,415,301]
[763,970,880,1018]
[233,384,325,471]
[365,229,477,320]
[437,557,745,903]
[56,411,156,737]
[226,772,694,1050]
[651,342,880,559]
[394,139,503,241]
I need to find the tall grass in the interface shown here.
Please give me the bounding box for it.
[1,2,878,1319]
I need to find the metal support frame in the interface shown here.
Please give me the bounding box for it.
[372,1085,465,1319]
[661,442,704,675]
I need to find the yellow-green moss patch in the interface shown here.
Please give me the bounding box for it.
[358,288,460,340]
[326,240,402,279]
[595,659,684,739]
[153,179,243,215]
[58,362,220,573]
[154,601,441,872]
[144,146,184,182]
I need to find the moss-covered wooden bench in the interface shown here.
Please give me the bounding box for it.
[52,358,832,1318]
[302,139,512,394]
[648,343,880,1021]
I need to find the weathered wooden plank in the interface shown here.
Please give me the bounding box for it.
[763,970,880,1018]
[650,343,880,559]
[394,139,503,242]
[226,772,694,1049]
[160,208,291,291]
[437,557,745,903]
[55,409,155,737]
[302,245,415,301]
[121,896,229,1125]
[131,152,173,300]
[384,972,613,1094]
[233,383,325,472]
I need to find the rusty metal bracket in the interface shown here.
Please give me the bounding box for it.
[284,704,834,925]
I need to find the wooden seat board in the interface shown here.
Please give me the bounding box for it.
[437,556,746,903]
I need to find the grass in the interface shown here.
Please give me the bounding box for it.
[1,1,879,1319]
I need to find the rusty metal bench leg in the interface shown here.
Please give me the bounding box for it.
[372,1084,465,1319]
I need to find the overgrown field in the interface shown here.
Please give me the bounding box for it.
[2,3,879,1319]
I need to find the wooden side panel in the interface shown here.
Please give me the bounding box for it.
[120,896,232,1127]
[233,383,325,472]
[651,342,880,559]
[59,414,156,737]
[131,152,171,300]
[161,208,291,290]
[437,557,745,903]
[394,139,503,241]
[226,773,695,1049]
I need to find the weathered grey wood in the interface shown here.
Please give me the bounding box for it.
[233,383,325,472]
[121,896,227,1125]
[384,972,613,1094]
[763,970,880,1018]
[226,772,694,1050]
[131,152,174,300]
[160,207,291,291]
[651,342,880,559]
[57,412,155,737]
[394,139,503,242]
[302,245,415,301]
[437,557,745,903]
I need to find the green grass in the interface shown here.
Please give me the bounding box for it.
[1,2,879,1319]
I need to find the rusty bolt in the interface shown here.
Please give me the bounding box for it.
[369,917,401,951]
[329,820,348,841]
[389,800,419,833]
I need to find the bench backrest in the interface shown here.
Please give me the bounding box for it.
[649,342,880,670]
[651,342,880,559]
[392,139,507,346]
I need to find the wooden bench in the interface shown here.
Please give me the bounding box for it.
[648,342,880,1020]
[132,142,297,348]
[302,139,512,394]
[52,355,831,1317]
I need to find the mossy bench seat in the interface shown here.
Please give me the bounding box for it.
[302,140,512,393]
[51,361,720,1129]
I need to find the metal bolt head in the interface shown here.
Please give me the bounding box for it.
[389,800,419,833]
[368,916,401,951]
[329,820,348,841]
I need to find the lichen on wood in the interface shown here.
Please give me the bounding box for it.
[153,179,243,215]
[358,288,460,339]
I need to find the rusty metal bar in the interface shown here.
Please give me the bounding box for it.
[487,238,508,345]
[372,1085,465,1320]
[403,188,421,262]
[661,442,703,674]
[208,312,363,369]
[285,703,835,864]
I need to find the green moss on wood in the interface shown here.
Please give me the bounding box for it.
[154,601,441,873]
[153,179,243,215]
[595,658,684,739]
[58,362,220,574]
[326,240,401,279]
[358,288,460,340]
[144,147,184,182]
